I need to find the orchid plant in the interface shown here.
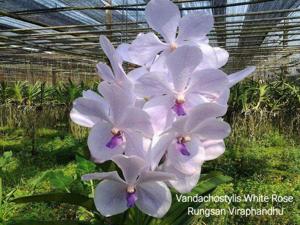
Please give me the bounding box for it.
[69,0,256,220]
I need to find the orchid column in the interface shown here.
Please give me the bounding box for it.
[70,0,255,218]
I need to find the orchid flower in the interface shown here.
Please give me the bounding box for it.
[159,139,226,194]
[117,0,215,67]
[162,139,226,193]
[150,103,230,174]
[82,155,175,218]
[71,82,153,162]
[96,35,132,89]
[137,45,229,133]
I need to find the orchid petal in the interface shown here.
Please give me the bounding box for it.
[196,44,218,70]
[171,117,188,133]
[177,13,214,42]
[70,108,98,128]
[136,72,173,97]
[100,35,116,62]
[200,36,209,44]
[150,48,172,73]
[214,47,229,68]
[166,46,202,92]
[216,89,230,106]
[106,134,124,149]
[111,54,129,84]
[145,0,180,43]
[136,181,172,218]
[184,103,227,131]
[192,118,231,139]
[143,95,175,134]
[71,96,110,127]
[150,133,174,170]
[99,36,129,85]
[135,98,146,108]
[124,131,151,160]
[96,62,114,81]
[94,180,128,217]
[137,171,176,184]
[119,107,154,137]
[127,192,138,208]
[202,139,225,161]
[164,163,201,193]
[196,45,228,70]
[82,171,125,184]
[171,102,186,116]
[124,33,167,66]
[127,67,149,82]
[184,93,209,112]
[98,82,135,124]
[116,43,134,64]
[82,90,103,101]
[167,137,205,174]
[228,66,256,87]
[112,155,146,185]
[88,121,124,163]
[176,142,190,156]
[188,69,229,95]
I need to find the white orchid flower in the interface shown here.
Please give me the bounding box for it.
[117,0,215,66]
[150,103,230,174]
[136,46,228,132]
[82,155,175,218]
[71,82,153,162]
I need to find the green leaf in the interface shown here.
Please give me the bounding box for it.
[76,155,96,175]
[31,170,73,191]
[3,151,13,158]
[0,151,13,168]
[47,171,73,191]
[4,220,93,225]
[0,177,2,207]
[188,171,232,196]
[11,193,95,211]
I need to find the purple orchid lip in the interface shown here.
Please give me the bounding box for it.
[126,190,138,208]
[106,133,123,149]
[172,102,186,116]
[176,141,191,156]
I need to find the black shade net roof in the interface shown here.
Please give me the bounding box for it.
[0,0,300,83]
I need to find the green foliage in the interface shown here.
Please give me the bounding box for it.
[0,80,90,106]
[0,77,299,224]
[0,81,9,104]
[4,220,94,225]
[0,177,2,208]
[0,151,13,169]
[1,127,299,224]
[30,170,73,192]
[200,129,300,225]
[229,76,300,114]
[75,155,96,175]
[11,193,95,211]
[54,79,82,107]
[10,82,26,104]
